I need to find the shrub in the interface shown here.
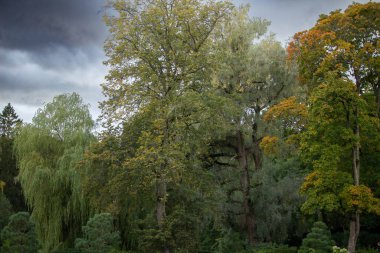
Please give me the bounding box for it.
[0,212,40,253]
[75,213,121,253]
[332,246,348,253]
[253,243,298,253]
[298,221,334,253]
[0,193,12,231]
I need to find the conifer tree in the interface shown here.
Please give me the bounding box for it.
[0,103,22,138]
[0,191,12,231]
[298,221,334,253]
[0,212,40,253]
[75,213,120,253]
[0,103,26,212]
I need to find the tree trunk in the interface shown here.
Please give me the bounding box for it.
[347,106,360,253]
[252,108,263,172]
[156,176,166,227]
[237,130,255,245]
[347,212,360,253]
[371,78,380,117]
[156,175,169,253]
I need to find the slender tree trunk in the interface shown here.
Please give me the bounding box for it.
[375,82,380,117]
[348,212,360,253]
[347,105,360,253]
[156,175,169,253]
[156,117,170,253]
[252,108,263,172]
[156,176,166,227]
[237,130,255,245]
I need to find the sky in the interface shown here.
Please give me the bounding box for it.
[0,0,373,123]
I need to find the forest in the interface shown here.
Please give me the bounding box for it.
[0,1,379,253]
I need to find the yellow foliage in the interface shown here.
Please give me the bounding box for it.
[0,180,5,192]
[260,136,279,155]
[264,96,307,123]
[300,171,319,193]
[340,185,380,214]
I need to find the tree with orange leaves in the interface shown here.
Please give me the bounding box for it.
[288,3,380,252]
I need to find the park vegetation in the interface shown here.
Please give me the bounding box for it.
[0,1,379,253]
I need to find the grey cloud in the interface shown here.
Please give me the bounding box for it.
[237,0,372,43]
[0,0,108,122]
[0,0,107,52]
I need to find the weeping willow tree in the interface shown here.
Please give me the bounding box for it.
[14,93,95,253]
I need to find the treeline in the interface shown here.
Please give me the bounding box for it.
[0,1,379,253]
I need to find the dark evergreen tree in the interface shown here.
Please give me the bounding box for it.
[0,192,12,231]
[0,103,26,212]
[298,221,334,253]
[75,213,121,253]
[0,103,22,138]
[0,212,40,253]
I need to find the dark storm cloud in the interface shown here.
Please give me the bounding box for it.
[0,0,107,52]
[0,0,108,122]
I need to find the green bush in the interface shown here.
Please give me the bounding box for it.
[298,221,334,253]
[0,212,40,253]
[332,246,348,253]
[52,248,82,253]
[355,248,378,253]
[75,213,121,253]
[0,193,12,231]
[252,243,298,253]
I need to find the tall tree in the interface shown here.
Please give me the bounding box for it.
[0,103,26,212]
[101,1,232,252]
[210,7,298,244]
[14,93,95,253]
[298,77,380,252]
[288,3,380,251]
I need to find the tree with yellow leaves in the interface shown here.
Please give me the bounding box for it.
[288,3,380,252]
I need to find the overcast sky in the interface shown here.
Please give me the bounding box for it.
[0,0,373,123]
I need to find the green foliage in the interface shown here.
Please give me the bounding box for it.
[0,193,12,231]
[253,244,298,253]
[0,103,22,138]
[14,93,95,252]
[75,213,121,253]
[332,246,348,253]
[210,5,301,245]
[0,212,40,253]
[252,157,306,243]
[211,228,247,253]
[355,248,378,253]
[51,248,81,253]
[0,103,26,212]
[298,221,334,253]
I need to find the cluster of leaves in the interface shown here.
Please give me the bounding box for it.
[0,212,40,253]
